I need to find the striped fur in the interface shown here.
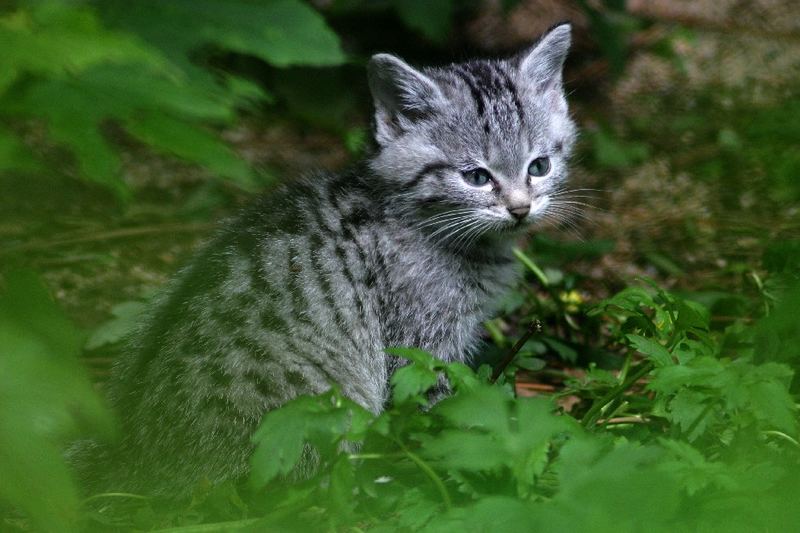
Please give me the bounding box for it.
[74,23,577,497]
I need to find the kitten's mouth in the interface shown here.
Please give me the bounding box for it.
[495,218,530,234]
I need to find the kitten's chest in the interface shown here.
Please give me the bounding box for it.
[375,235,517,360]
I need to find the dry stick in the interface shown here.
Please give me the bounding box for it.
[490,320,542,383]
[1,222,214,255]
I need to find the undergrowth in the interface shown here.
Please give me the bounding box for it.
[2,1,799,531]
[2,252,798,532]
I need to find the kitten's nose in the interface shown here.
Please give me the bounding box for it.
[508,204,531,220]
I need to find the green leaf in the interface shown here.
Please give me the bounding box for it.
[594,286,655,315]
[385,347,438,369]
[419,430,507,471]
[249,396,319,488]
[0,270,114,532]
[543,337,578,363]
[675,299,710,334]
[328,455,357,521]
[250,389,373,489]
[515,356,546,371]
[391,364,439,404]
[0,2,166,83]
[96,0,346,68]
[748,380,797,435]
[667,389,712,441]
[427,496,536,533]
[657,439,739,495]
[434,385,511,434]
[85,300,147,350]
[125,112,256,189]
[626,334,673,367]
[443,361,482,391]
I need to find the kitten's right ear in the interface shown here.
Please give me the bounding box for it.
[367,54,445,145]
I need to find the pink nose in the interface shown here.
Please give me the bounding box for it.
[508,204,530,220]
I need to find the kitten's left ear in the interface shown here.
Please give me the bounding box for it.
[517,22,572,99]
[367,54,446,145]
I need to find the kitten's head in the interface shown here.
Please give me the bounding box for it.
[367,23,576,245]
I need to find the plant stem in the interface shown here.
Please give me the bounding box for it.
[490,319,542,383]
[581,361,655,428]
[347,452,403,460]
[512,247,549,286]
[81,492,150,505]
[397,441,452,510]
[152,518,262,532]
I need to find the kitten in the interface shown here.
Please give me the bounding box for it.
[74,23,577,497]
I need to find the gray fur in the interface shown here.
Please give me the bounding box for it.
[73,23,577,497]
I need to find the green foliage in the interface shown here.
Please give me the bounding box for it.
[0,0,345,200]
[238,286,798,532]
[3,274,798,531]
[0,270,114,532]
[2,3,799,530]
[95,0,346,70]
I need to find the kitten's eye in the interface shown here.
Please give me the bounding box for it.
[462,168,493,187]
[527,157,551,177]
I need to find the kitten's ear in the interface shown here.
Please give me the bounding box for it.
[516,22,571,104]
[367,53,446,145]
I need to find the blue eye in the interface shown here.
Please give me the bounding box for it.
[528,157,551,177]
[463,168,492,187]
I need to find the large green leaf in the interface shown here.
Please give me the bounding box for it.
[1,0,343,199]
[0,2,165,93]
[0,270,114,532]
[4,63,241,199]
[126,112,256,189]
[95,0,346,68]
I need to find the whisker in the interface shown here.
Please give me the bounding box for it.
[426,215,475,240]
[545,207,597,226]
[462,224,492,252]
[412,209,476,230]
[547,205,597,220]
[551,200,606,212]
[549,187,609,196]
[436,218,483,249]
[451,220,486,252]
[542,207,593,233]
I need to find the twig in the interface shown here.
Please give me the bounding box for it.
[1,222,214,255]
[490,320,542,383]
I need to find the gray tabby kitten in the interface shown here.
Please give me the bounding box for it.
[78,23,577,497]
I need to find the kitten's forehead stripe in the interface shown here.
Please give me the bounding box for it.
[453,66,485,117]
[495,67,524,121]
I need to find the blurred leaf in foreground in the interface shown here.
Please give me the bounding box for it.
[0,270,114,532]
